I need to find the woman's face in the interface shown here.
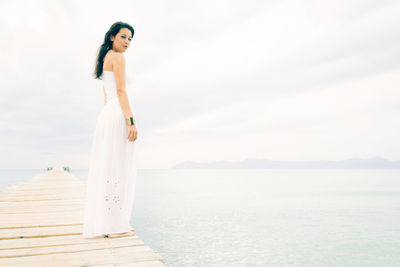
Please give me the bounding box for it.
[110,28,132,52]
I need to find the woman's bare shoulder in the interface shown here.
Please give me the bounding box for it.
[113,52,125,63]
[107,50,124,60]
[112,53,125,71]
[104,51,125,71]
[104,50,124,63]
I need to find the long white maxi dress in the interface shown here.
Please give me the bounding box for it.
[82,69,138,238]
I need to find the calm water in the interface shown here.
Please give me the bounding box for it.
[1,168,400,266]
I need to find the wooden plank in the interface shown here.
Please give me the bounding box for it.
[0,225,84,239]
[0,245,164,265]
[0,186,85,194]
[0,237,145,258]
[0,211,84,228]
[0,203,83,213]
[0,199,82,209]
[0,194,84,201]
[0,234,140,249]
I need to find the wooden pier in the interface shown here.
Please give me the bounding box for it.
[0,167,165,266]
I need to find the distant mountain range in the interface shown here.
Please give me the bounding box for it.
[172,157,400,169]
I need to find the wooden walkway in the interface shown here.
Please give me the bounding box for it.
[0,167,165,266]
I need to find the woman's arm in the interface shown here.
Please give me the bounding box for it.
[113,53,135,120]
[112,52,138,142]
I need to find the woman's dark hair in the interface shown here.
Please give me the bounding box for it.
[93,21,134,79]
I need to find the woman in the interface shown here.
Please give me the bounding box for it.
[82,21,138,239]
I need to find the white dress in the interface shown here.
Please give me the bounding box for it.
[82,69,138,238]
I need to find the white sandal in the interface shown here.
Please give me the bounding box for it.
[104,230,136,238]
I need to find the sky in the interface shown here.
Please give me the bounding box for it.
[0,0,399,169]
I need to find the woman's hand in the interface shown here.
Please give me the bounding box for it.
[127,124,138,142]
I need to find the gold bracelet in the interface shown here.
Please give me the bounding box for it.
[126,117,136,126]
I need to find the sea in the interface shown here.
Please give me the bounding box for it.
[1,168,399,267]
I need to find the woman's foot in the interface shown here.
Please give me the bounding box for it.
[104,230,136,238]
